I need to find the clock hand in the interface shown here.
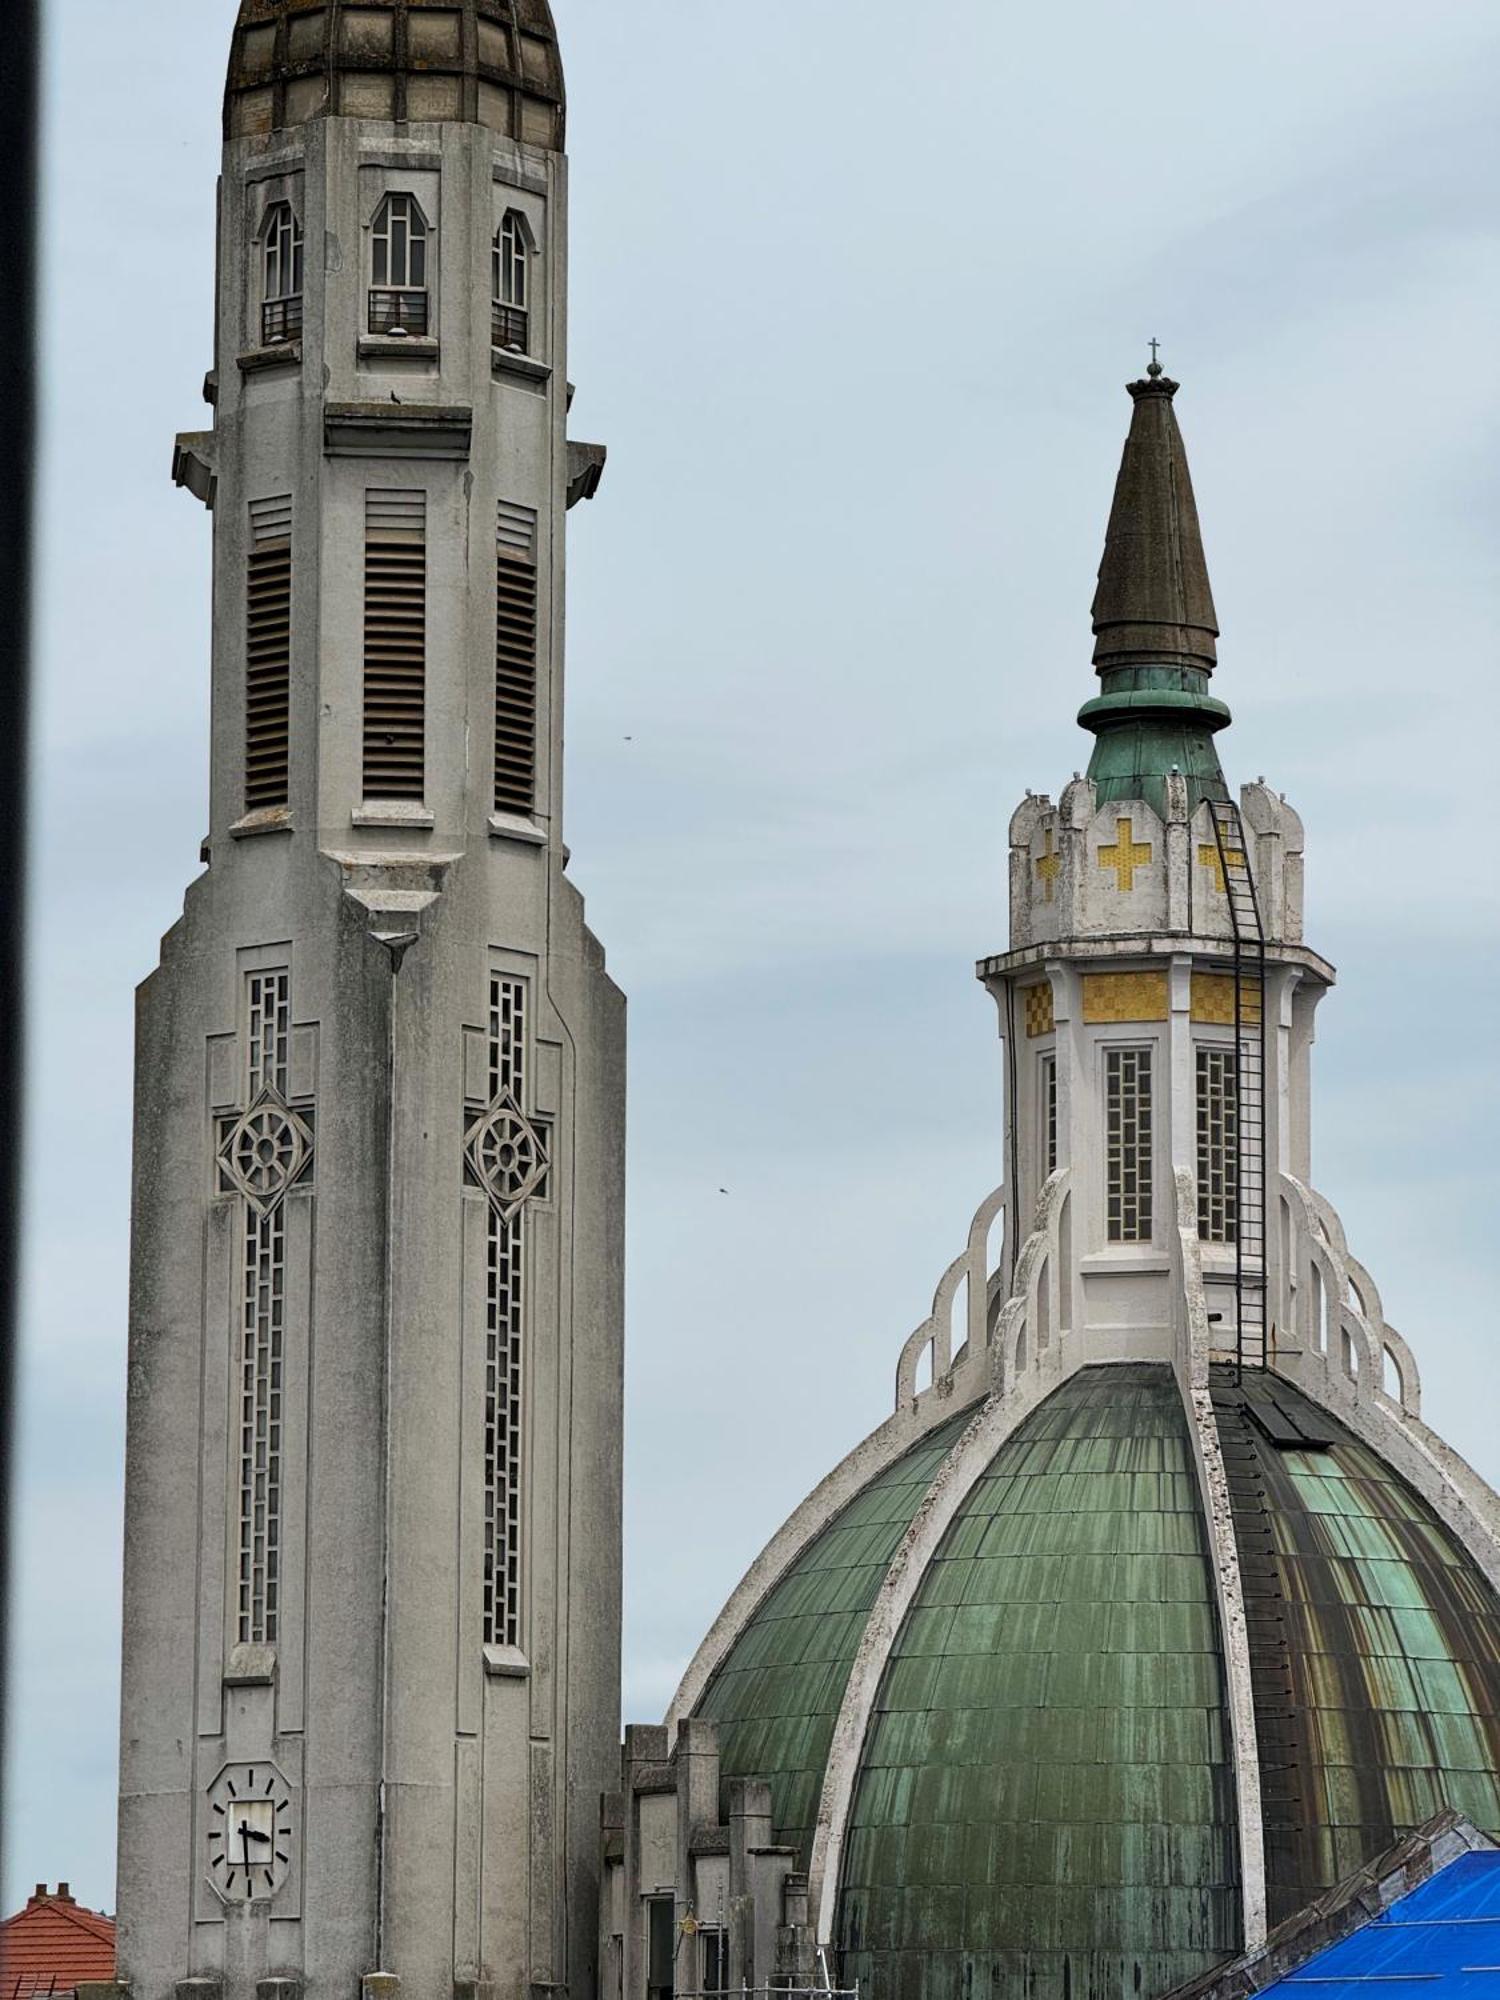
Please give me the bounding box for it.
[243,1827,272,1845]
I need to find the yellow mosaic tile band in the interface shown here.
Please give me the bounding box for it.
[1191,972,1263,1026]
[1197,841,1246,895]
[1034,829,1062,904]
[1024,985,1055,1038]
[1082,971,1169,1024]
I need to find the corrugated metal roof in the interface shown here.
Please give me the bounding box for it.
[1261,1850,1500,1998]
[838,1366,1239,2000]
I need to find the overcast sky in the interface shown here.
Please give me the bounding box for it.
[8,0,1498,1918]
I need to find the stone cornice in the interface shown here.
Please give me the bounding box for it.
[978,933,1336,985]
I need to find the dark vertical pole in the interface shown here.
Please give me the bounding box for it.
[0,0,38,1890]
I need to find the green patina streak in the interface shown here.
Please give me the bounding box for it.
[1082,666,1230,822]
[697,1406,978,1867]
[838,1366,1239,2000]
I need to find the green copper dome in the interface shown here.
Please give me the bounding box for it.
[693,1365,1500,2000]
[697,1407,977,1867]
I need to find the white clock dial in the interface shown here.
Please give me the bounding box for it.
[205,1762,294,1903]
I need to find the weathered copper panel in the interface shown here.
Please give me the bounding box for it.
[1215,1373,1500,1929]
[838,1367,1239,2000]
[696,1407,978,1870]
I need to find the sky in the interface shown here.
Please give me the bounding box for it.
[7,0,1499,1920]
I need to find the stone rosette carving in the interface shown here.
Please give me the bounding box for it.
[217,1089,314,1216]
[465,1095,549,1220]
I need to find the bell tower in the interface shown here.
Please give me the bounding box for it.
[117,10,623,2000]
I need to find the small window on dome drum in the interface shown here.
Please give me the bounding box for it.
[493,212,531,354]
[245,497,292,812]
[1197,1046,1239,1243]
[1105,1046,1153,1243]
[495,502,539,818]
[369,193,430,338]
[260,202,303,347]
[1040,1051,1058,1178]
[363,490,427,801]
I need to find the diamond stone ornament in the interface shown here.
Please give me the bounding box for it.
[466,1095,549,1219]
[218,1090,314,1216]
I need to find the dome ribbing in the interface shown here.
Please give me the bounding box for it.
[694,1365,1500,2000]
[226,0,564,146]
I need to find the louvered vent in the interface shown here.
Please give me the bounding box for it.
[245,497,293,812]
[495,502,539,818]
[363,489,428,801]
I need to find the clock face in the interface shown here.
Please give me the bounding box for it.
[205,1762,294,1903]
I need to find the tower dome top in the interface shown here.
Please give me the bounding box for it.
[226,0,564,148]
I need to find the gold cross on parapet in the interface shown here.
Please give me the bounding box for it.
[1034,828,1062,903]
[1097,817,1153,892]
[1198,840,1246,895]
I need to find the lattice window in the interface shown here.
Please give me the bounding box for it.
[363,489,427,800]
[1105,1046,1153,1243]
[484,974,527,1649]
[495,503,539,818]
[237,970,291,1645]
[1197,1046,1239,1244]
[246,498,292,812]
[1041,1052,1058,1177]
[238,1203,285,1645]
[247,969,290,1100]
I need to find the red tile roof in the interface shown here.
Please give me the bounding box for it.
[0,1886,115,1998]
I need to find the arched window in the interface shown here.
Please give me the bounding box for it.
[369,193,430,337]
[261,203,303,346]
[492,212,531,354]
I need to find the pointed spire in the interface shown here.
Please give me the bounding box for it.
[1091,356,1219,674]
[1077,357,1232,819]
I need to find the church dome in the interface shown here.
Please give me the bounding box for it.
[689,1365,1500,2000]
[225,0,564,146]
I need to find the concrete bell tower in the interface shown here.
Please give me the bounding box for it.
[117,10,623,2000]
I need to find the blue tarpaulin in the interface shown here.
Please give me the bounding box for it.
[1264,1853,1500,1997]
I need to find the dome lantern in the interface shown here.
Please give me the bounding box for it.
[225,0,565,146]
[605,367,1500,2000]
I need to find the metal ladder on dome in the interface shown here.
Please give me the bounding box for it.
[1209,798,1268,1379]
